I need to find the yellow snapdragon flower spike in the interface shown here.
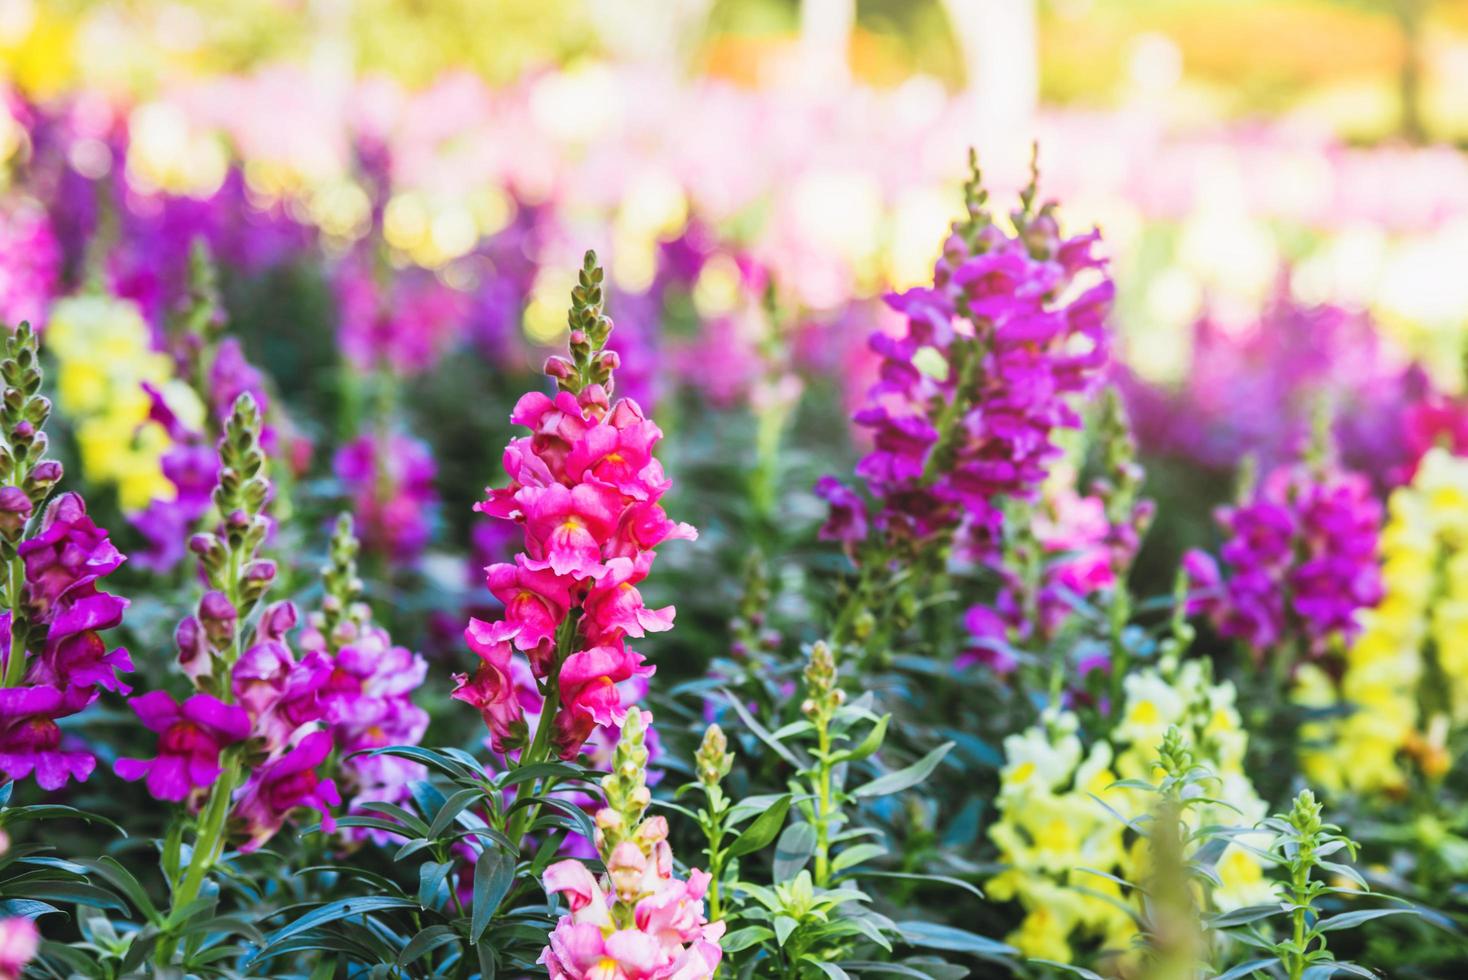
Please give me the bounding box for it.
[1296,447,1468,794]
[988,662,1272,964]
[45,296,204,511]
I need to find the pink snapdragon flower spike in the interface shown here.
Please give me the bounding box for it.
[455,252,696,763]
[114,691,251,802]
[1201,459,1383,659]
[233,730,342,852]
[539,709,723,980]
[819,153,1113,560]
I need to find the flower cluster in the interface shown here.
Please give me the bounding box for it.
[1295,447,1468,794]
[454,252,695,762]
[820,154,1113,556]
[1188,460,1383,659]
[332,431,439,566]
[0,324,131,791]
[965,394,1153,662]
[540,708,723,979]
[988,660,1270,963]
[117,394,341,850]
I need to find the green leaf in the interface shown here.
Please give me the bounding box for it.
[419,861,455,907]
[774,823,817,880]
[851,743,954,799]
[472,846,516,942]
[1206,904,1286,929]
[721,689,804,768]
[1213,959,1276,980]
[721,926,774,953]
[399,924,461,967]
[832,714,889,765]
[364,745,476,781]
[259,896,419,950]
[357,801,431,837]
[498,761,593,789]
[74,856,160,923]
[308,956,339,980]
[774,914,799,946]
[726,795,792,859]
[1315,908,1417,932]
[0,899,57,919]
[1029,961,1106,979]
[847,870,984,901]
[831,843,887,873]
[810,961,850,979]
[428,787,485,840]
[894,921,1013,958]
[19,881,127,914]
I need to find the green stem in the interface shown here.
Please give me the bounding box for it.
[812,721,833,887]
[157,752,242,965]
[1,555,25,687]
[1288,840,1312,980]
[506,616,576,847]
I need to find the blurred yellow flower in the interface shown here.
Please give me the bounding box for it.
[45,295,203,511]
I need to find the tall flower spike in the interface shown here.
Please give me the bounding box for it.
[821,149,1113,563]
[181,392,276,693]
[0,321,130,791]
[455,251,694,764]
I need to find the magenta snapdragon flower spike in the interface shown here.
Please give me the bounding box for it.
[233,729,341,852]
[0,324,130,791]
[454,251,696,766]
[1189,456,1383,659]
[114,691,250,802]
[0,686,96,790]
[130,252,285,574]
[819,150,1113,561]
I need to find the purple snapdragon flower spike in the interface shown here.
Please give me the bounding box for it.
[19,492,126,623]
[114,690,250,802]
[822,156,1113,558]
[1204,463,1384,658]
[0,686,96,790]
[233,730,341,852]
